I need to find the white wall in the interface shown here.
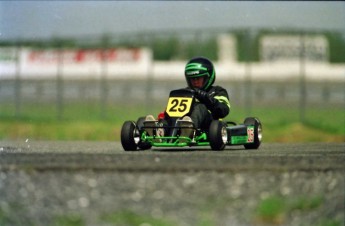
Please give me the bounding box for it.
[153,61,345,82]
[1,47,344,82]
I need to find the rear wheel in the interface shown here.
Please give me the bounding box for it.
[209,120,228,151]
[243,117,262,149]
[121,121,139,151]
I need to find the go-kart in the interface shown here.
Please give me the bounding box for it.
[121,88,262,151]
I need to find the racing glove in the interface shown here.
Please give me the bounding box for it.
[195,89,217,111]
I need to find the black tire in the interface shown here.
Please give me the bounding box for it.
[121,121,138,151]
[209,120,228,151]
[243,117,262,149]
[136,117,152,150]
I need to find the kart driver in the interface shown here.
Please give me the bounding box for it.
[145,57,230,138]
[182,56,231,130]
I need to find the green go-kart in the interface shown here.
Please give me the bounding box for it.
[121,88,262,151]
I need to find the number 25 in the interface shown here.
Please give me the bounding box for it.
[169,99,188,112]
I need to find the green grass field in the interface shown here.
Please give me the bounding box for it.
[0,103,344,142]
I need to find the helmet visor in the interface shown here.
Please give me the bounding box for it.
[187,73,209,89]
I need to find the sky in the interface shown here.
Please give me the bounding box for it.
[1,1,345,41]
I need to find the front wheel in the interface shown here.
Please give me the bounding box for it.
[209,120,228,151]
[121,121,139,151]
[136,117,152,150]
[243,117,262,149]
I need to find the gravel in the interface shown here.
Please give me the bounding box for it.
[0,142,344,226]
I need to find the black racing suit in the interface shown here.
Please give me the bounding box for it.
[190,85,231,130]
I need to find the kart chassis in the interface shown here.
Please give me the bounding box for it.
[121,89,262,151]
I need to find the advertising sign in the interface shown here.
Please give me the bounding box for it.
[27,48,142,64]
[260,35,329,62]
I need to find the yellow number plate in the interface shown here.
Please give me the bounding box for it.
[166,97,193,117]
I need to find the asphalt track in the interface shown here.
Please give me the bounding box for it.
[0,141,343,172]
[0,141,344,226]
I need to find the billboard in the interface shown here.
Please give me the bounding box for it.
[27,48,142,64]
[260,35,329,62]
[0,47,152,79]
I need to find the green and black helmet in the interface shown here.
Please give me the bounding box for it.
[184,57,216,91]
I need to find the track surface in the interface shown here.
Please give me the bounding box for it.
[0,141,343,171]
[0,141,344,226]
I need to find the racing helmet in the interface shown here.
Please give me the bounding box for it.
[184,57,216,91]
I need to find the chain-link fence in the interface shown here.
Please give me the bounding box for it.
[1,28,344,121]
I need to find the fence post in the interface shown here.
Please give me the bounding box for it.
[56,43,64,121]
[244,29,253,116]
[100,35,109,120]
[299,33,306,124]
[14,44,22,119]
[144,35,155,114]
